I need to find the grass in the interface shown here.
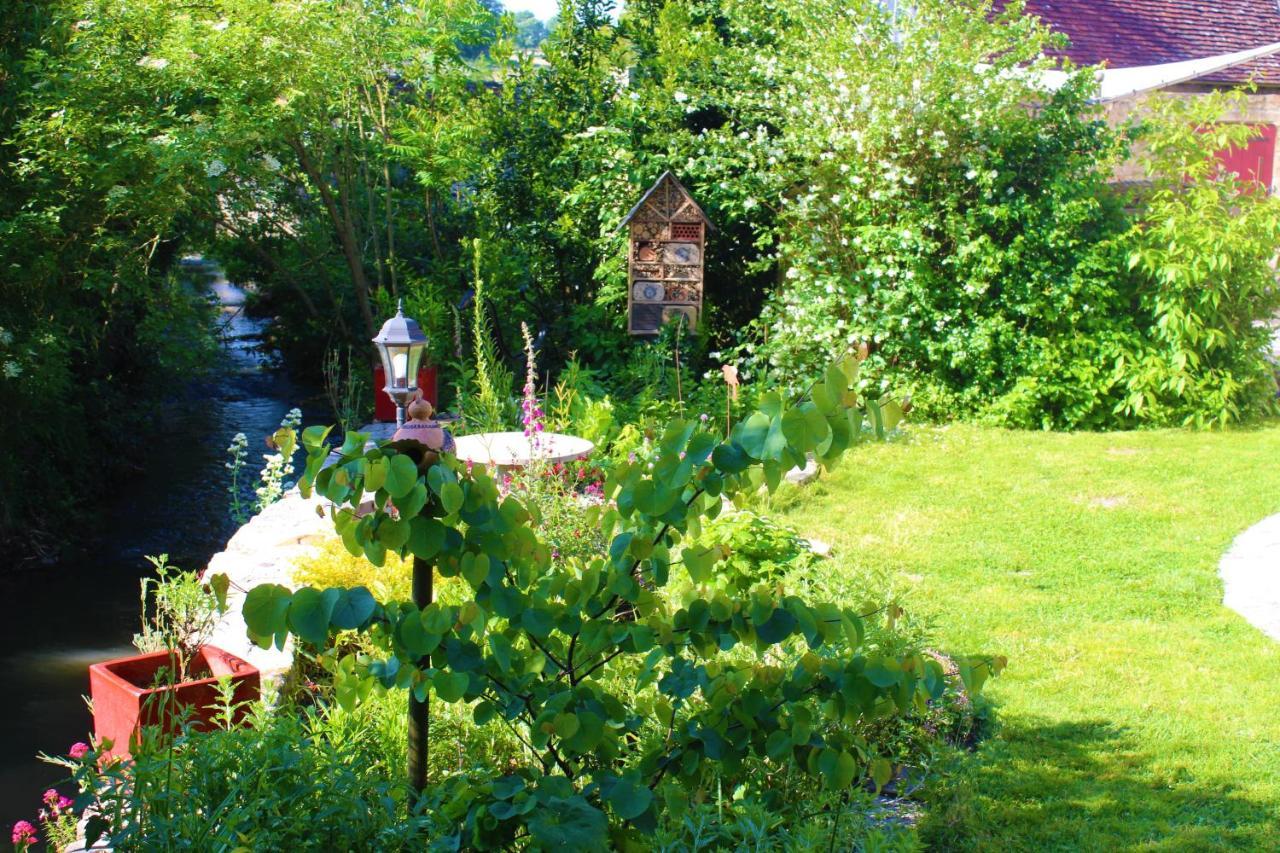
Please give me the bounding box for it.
[771,424,1280,851]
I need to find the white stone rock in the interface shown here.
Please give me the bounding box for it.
[804,538,833,558]
[1219,512,1280,643]
[200,488,336,680]
[785,456,820,485]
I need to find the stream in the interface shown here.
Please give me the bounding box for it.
[0,260,330,827]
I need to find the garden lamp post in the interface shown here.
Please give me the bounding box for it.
[372,300,428,428]
[373,301,434,797]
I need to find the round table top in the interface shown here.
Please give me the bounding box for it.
[452,431,595,468]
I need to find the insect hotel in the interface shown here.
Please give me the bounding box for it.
[620,172,714,335]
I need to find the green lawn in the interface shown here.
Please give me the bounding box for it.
[775,425,1280,851]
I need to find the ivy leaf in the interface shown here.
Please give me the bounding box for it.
[384,454,419,499]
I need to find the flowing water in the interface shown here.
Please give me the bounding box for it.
[0,260,329,827]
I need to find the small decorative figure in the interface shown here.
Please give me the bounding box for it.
[392,393,455,454]
[722,363,740,437]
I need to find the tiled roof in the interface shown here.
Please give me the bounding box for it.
[999,0,1280,85]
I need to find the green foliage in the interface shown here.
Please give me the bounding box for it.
[243,356,1001,844]
[132,555,229,675]
[466,240,516,432]
[1116,90,1280,426]
[714,0,1279,429]
[47,694,432,850]
[324,346,371,436]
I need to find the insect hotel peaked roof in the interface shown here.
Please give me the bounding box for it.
[621,172,715,336]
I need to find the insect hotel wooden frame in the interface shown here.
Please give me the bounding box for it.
[620,171,714,335]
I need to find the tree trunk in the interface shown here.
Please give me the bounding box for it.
[288,134,377,339]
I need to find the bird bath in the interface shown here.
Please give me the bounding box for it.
[452,431,594,474]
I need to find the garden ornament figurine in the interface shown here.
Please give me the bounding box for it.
[392,391,455,455]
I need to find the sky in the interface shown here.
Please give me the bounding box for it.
[501,1,623,22]
[502,0,559,19]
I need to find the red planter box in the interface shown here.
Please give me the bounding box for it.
[88,646,260,758]
[373,364,439,423]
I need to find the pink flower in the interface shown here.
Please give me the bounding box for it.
[68,742,90,760]
[41,790,58,808]
[12,820,37,846]
[58,796,73,811]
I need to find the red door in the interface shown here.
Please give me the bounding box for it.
[1215,123,1276,192]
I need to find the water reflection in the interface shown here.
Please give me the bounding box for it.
[0,260,329,824]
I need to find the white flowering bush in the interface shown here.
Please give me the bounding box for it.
[693,0,1278,428]
[696,0,1136,426]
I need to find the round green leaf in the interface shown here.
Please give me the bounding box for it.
[384,454,419,499]
[330,587,377,630]
[440,480,464,515]
[242,584,292,646]
[287,586,339,647]
[604,774,653,821]
[433,670,468,702]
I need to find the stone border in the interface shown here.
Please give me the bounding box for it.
[200,489,336,680]
[1219,512,1280,643]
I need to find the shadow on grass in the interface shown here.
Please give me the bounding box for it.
[922,718,1276,852]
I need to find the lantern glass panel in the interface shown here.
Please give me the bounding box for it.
[405,343,425,388]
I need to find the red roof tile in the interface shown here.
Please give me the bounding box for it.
[998,0,1280,85]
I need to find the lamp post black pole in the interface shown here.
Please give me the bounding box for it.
[408,555,433,798]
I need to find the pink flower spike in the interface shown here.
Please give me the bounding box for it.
[68,742,90,759]
[11,820,36,845]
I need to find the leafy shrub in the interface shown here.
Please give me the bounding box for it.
[725,1,1279,429]
[47,694,432,850]
[240,356,1003,849]
[1115,90,1280,426]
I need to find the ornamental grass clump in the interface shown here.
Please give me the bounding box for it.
[241,353,1003,848]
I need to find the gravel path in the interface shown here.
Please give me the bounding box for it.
[1219,512,1280,642]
